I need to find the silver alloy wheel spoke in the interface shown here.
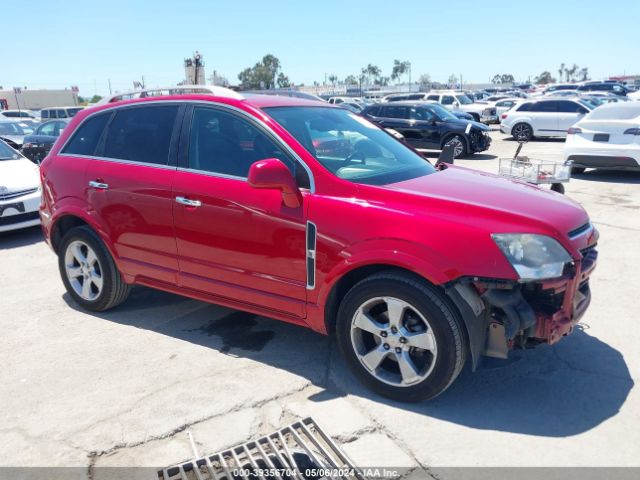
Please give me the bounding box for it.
[90,271,103,291]
[405,331,436,351]
[397,351,421,385]
[353,309,385,337]
[386,297,406,330]
[66,266,83,279]
[86,248,98,267]
[361,344,389,371]
[71,243,86,264]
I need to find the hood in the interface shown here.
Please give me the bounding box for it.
[0,134,24,147]
[0,158,40,192]
[443,118,490,131]
[385,165,588,236]
[460,103,485,113]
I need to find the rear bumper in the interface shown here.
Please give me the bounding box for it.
[567,154,640,170]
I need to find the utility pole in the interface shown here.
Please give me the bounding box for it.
[108,79,112,95]
[141,75,146,89]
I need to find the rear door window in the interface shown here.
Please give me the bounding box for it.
[556,101,582,113]
[383,106,409,119]
[41,110,50,119]
[441,96,455,105]
[62,113,111,156]
[531,101,557,112]
[102,105,179,165]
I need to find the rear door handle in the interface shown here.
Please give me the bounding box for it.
[175,196,202,207]
[88,180,109,190]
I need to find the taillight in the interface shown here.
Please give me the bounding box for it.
[567,127,582,135]
[501,113,508,120]
[623,128,640,135]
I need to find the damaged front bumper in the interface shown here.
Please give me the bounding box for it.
[446,243,598,369]
[470,130,492,153]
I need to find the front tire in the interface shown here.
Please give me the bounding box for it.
[336,271,467,402]
[443,134,468,158]
[511,123,533,141]
[58,226,131,312]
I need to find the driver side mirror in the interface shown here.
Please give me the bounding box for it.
[248,158,303,208]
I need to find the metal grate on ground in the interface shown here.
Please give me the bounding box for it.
[158,417,367,480]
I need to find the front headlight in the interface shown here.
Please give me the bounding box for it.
[492,233,572,281]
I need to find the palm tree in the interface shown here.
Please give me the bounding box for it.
[558,63,565,83]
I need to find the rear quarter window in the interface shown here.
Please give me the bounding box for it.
[516,103,532,111]
[102,105,179,165]
[62,113,111,156]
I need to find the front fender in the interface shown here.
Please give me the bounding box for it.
[313,238,463,310]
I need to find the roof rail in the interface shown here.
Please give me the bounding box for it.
[96,85,244,105]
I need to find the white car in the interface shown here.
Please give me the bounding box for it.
[628,90,640,101]
[425,91,497,123]
[0,119,36,150]
[0,139,41,232]
[0,109,38,120]
[563,102,640,173]
[500,97,593,141]
[475,97,520,123]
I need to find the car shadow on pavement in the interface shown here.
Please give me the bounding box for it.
[0,225,43,250]
[64,287,633,438]
[573,170,640,184]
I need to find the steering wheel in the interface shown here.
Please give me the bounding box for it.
[342,148,367,167]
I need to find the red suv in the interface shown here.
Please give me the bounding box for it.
[39,89,598,401]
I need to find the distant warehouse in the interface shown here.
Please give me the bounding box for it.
[0,88,79,110]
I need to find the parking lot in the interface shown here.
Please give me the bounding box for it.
[1,130,639,477]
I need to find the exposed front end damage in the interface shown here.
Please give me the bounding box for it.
[469,129,492,154]
[446,242,598,369]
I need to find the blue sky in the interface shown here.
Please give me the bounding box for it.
[3,0,637,96]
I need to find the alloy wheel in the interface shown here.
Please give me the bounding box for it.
[445,137,464,157]
[64,240,104,301]
[512,123,532,141]
[350,296,438,387]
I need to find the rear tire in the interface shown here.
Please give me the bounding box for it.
[58,226,131,312]
[336,271,467,402]
[512,123,533,141]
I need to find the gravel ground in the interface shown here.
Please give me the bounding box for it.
[1,130,639,478]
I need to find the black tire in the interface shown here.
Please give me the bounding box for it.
[571,166,586,174]
[469,113,480,122]
[336,271,467,402]
[58,226,131,312]
[511,123,533,141]
[550,183,565,194]
[443,134,468,158]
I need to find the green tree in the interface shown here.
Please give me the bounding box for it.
[237,54,284,89]
[558,63,565,82]
[90,95,103,103]
[276,73,291,88]
[418,74,431,86]
[579,67,590,82]
[534,71,556,84]
[391,60,411,83]
[448,74,458,86]
[344,75,357,85]
[328,74,338,86]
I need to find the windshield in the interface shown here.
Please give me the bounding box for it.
[426,103,458,120]
[456,95,473,105]
[264,106,436,185]
[0,122,32,135]
[0,141,22,160]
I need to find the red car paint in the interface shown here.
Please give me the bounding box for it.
[39,94,597,348]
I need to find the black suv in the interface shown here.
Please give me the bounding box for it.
[576,82,630,96]
[361,101,491,158]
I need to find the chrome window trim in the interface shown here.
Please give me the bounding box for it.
[58,153,177,171]
[176,166,245,182]
[58,99,316,193]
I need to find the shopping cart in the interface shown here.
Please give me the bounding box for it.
[498,141,572,194]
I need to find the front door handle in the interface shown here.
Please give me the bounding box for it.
[175,196,202,207]
[88,180,109,190]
